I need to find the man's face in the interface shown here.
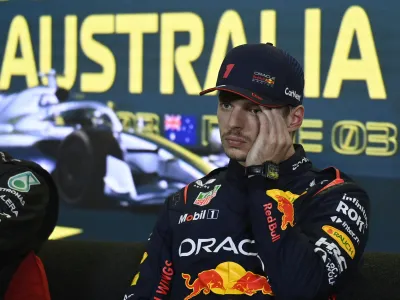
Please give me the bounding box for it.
[217,92,291,163]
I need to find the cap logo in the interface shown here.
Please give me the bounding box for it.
[284,87,301,101]
[223,64,235,78]
[252,72,275,87]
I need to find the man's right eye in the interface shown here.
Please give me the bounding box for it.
[220,103,231,109]
[250,108,261,115]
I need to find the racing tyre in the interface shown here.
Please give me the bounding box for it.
[54,129,123,208]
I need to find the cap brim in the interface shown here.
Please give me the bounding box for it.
[199,85,285,108]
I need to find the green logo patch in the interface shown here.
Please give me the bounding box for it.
[8,171,40,192]
[193,184,221,206]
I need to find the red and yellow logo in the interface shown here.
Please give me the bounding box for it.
[322,225,356,259]
[266,189,305,230]
[182,262,273,299]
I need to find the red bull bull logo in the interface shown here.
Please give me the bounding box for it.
[266,189,305,230]
[182,270,225,299]
[182,262,273,299]
[276,195,295,230]
[231,271,273,296]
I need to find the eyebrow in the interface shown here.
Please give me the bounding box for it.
[218,91,242,102]
[243,102,261,110]
[218,97,231,103]
[218,97,260,109]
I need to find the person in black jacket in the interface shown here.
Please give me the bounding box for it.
[124,43,370,300]
[0,151,58,299]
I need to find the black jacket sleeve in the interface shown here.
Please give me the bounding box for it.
[247,174,370,300]
[124,200,174,300]
[0,166,50,255]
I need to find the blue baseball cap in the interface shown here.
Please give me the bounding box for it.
[199,43,304,107]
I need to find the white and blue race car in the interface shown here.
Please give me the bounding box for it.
[0,70,218,208]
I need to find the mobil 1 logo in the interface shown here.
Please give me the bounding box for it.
[178,209,219,224]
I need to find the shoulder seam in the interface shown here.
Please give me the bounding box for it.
[313,167,343,196]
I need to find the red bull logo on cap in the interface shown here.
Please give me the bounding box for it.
[182,262,273,299]
[266,189,305,230]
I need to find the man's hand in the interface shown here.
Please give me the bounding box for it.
[245,107,293,166]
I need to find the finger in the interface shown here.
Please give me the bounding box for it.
[266,109,278,138]
[258,106,270,132]
[259,106,272,127]
[270,108,285,135]
[261,109,277,147]
[265,109,283,152]
[256,109,269,138]
[271,108,292,148]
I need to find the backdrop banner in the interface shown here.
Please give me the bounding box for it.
[0,0,397,252]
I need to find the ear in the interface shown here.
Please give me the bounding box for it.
[287,105,304,133]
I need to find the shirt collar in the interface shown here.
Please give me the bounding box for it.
[226,144,312,181]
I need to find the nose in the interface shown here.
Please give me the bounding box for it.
[228,107,245,129]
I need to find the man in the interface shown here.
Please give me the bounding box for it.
[124,43,370,299]
[0,152,58,300]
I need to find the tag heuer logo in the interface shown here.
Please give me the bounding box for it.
[8,171,40,192]
[193,185,221,206]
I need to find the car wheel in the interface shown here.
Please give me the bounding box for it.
[54,129,123,208]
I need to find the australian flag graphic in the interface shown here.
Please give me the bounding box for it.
[164,114,197,146]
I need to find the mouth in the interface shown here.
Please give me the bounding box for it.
[224,135,247,147]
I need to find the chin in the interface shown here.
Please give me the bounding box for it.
[223,147,248,162]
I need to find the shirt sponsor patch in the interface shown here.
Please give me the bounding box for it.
[330,216,360,245]
[178,209,219,224]
[314,237,347,274]
[8,171,40,193]
[193,185,221,206]
[335,200,366,233]
[322,225,356,259]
